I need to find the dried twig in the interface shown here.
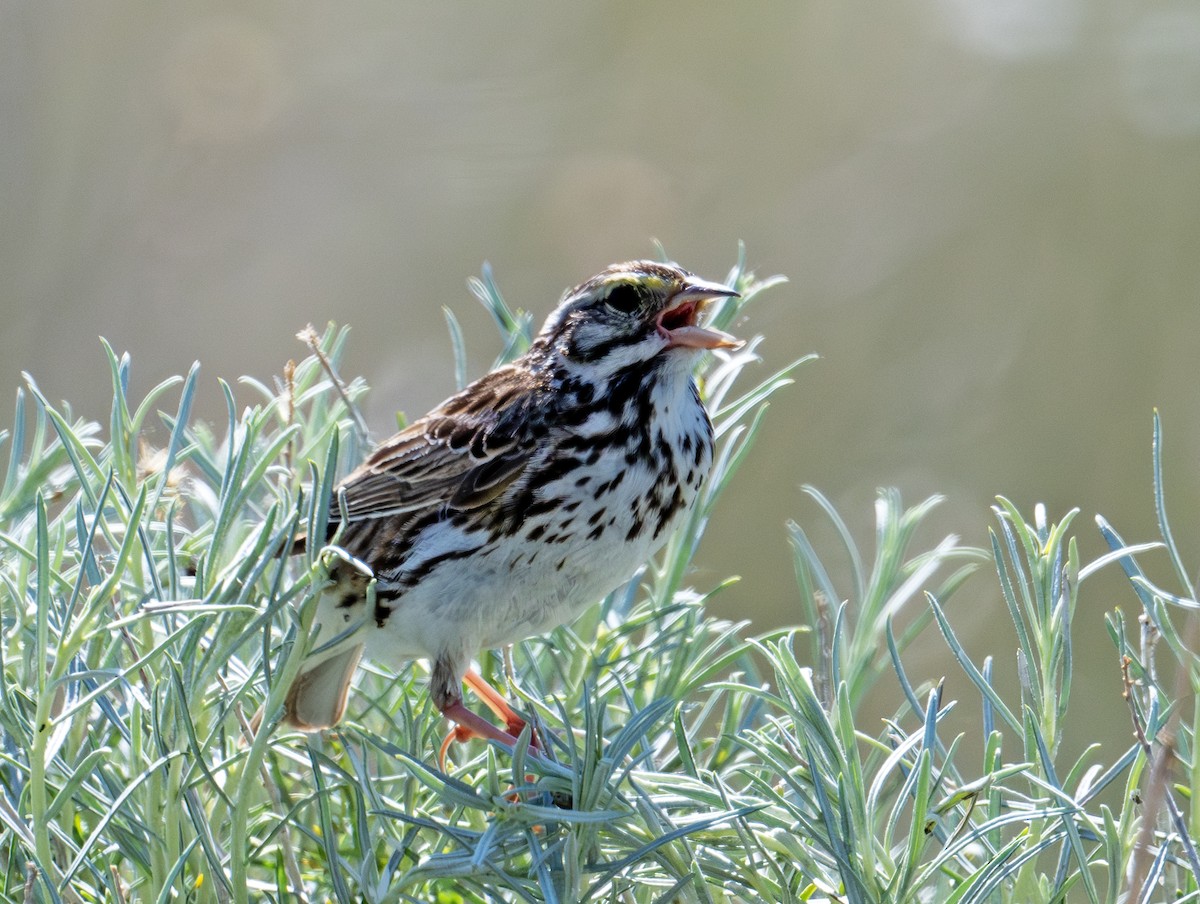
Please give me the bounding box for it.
[23,862,36,904]
[1122,650,1200,898]
[110,865,128,904]
[283,357,296,475]
[297,324,369,443]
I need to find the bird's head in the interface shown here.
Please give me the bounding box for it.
[535,261,742,371]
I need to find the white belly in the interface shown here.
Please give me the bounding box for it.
[362,378,711,666]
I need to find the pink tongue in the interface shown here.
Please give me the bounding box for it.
[667,325,742,350]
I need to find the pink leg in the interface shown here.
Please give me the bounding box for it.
[436,670,539,769]
[463,669,530,737]
[438,702,522,770]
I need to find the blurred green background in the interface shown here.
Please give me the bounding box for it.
[4,5,1200,756]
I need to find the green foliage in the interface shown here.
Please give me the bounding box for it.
[0,251,1196,902]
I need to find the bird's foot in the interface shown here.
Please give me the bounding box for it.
[437,700,539,771]
[463,669,538,740]
[434,668,542,770]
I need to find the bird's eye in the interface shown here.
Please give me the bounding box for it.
[604,283,644,315]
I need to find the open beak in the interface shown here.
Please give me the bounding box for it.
[657,278,743,350]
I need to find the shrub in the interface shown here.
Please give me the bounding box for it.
[0,251,1194,902]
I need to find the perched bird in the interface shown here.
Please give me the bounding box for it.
[283,261,740,760]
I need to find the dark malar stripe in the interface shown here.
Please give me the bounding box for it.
[568,332,642,364]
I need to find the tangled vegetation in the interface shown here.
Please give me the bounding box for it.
[0,251,1195,902]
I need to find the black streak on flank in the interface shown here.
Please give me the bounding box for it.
[402,546,478,586]
[373,600,392,628]
[654,484,685,539]
[527,450,584,486]
[625,516,644,543]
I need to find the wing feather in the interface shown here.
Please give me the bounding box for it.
[329,365,545,527]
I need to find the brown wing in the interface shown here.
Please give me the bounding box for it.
[328,364,546,530]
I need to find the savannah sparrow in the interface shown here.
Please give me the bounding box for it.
[283,261,740,760]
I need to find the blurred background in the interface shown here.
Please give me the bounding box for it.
[4,4,1199,758]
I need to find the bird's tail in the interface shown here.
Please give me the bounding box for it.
[282,577,369,731]
[283,636,364,731]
